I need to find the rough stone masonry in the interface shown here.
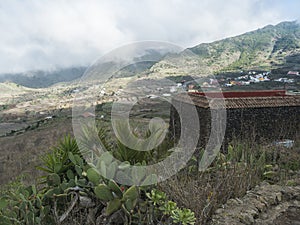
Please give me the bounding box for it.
[169,90,300,151]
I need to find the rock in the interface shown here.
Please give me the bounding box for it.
[240,212,254,224]
[260,213,268,220]
[107,210,125,225]
[96,209,125,225]
[211,179,300,225]
[79,196,96,208]
[215,208,224,214]
[253,199,267,212]
[275,192,282,203]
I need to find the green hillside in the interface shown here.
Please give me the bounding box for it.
[189,21,300,72]
[0,82,32,95]
[150,21,300,77]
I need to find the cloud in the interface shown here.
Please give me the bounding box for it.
[0,0,297,73]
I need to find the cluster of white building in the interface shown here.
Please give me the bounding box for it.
[224,70,299,87]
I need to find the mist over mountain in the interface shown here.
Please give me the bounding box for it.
[0,67,87,88]
[2,21,300,88]
[151,21,300,77]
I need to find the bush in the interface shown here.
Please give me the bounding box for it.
[1,130,299,224]
[158,141,278,224]
[0,134,195,225]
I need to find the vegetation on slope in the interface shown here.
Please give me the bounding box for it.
[150,21,300,78]
[1,126,299,224]
[189,21,300,71]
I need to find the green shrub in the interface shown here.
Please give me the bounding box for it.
[0,133,196,225]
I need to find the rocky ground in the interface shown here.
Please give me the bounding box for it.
[210,178,300,225]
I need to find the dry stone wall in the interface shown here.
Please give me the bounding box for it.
[210,179,300,225]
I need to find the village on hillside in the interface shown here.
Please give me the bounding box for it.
[181,70,300,92]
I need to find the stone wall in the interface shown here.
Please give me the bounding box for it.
[169,98,300,150]
[210,179,300,225]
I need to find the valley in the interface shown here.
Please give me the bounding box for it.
[0,20,300,225]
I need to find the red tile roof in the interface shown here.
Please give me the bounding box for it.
[173,91,300,109]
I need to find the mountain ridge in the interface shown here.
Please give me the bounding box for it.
[149,21,300,78]
[2,21,300,88]
[188,21,300,72]
[0,67,87,88]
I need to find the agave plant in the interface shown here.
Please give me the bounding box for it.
[37,135,82,174]
[36,135,89,189]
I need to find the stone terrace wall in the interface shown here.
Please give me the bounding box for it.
[210,179,300,225]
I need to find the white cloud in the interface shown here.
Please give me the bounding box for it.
[0,0,296,73]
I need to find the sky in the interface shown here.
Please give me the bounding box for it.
[0,0,299,74]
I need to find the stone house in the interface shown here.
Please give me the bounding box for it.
[169,90,300,150]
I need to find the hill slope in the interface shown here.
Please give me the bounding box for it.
[2,21,300,87]
[0,67,86,88]
[150,21,300,77]
[190,21,300,71]
[0,82,32,96]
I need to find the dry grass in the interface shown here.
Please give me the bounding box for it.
[0,117,73,185]
[159,136,300,225]
[159,163,261,224]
